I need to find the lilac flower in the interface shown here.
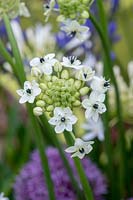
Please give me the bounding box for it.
[14,147,107,200]
[108,21,121,43]
[111,0,119,13]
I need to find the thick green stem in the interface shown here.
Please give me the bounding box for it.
[64,131,94,200]
[90,4,126,196]
[40,115,84,200]
[27,105,56,200]
[3,13,26,86]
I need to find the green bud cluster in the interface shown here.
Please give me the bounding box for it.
[57,0,94,23]
[35,69,90,115]
[0,0,20,19]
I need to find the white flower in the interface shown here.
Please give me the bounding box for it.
[91,76,110,93]
[82,118,104,141]
[76,66,95,81]
[30,53,57,75]
[0,193,9,200]
[82,91,106,122]
[61,56,82,69]
[43,0,55,21]
[61,20,89,41]
[19,2,30,17]
[65,138,94,159]
[16,80,41,104]
[48,107,77,133]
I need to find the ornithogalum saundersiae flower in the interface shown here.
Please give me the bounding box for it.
[16,53,109,158]
[14,147,107,200]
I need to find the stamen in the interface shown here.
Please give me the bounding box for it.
[93,104,99,109]
[104,81,110,88]
[69,56,76,64]
[70,31,76,37]
[61,117,66,122]
[40,58,45,63]
[83,73,87,79]
[79,148,85,153]
[26,89,32,94]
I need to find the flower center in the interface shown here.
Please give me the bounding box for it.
[69,56,76,64]
[93,104,99,109]
[79,148,85,154]
[70,31,77,37]
[61,117,66,122]
[45,4,50,9]
[83,73,87,79]
[26,88,32,94]
[104,81,110,88]
[40,58,45,63]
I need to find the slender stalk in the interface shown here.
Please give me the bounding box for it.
[27,105,56,200]
[64,131,94,200]
[90,4,126,196]
[3,13,26,86]
[40,115,84,200]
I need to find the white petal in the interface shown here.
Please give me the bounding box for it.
[28,96,35,103]
[19,94,29,104]
[16,89,24,96]
[98,103,106,113]
[55,123,65,133]
[82,99,91,109]
[65,146,76,153]
[71,151,85,159]
[49,117,58,125]
[85,107,93,119]
[84,145,93,154]
[30,57,40,67]
[70,115,78,124]
[45,53,55,60]
[65,123,72,132]
[83,133,96,141]
[98,93,105,102]
[33,87,41,96]
[24,81,31,90]
[92,111,99,122]
[54,107,63,116]
[42,65,53,75]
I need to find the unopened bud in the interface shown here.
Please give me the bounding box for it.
[36,100,45,107]
[61,70,69,79]
[74,80,81,89]
[31,67,41,77]
[40,83,47,90]
[81,10,89,19]
[33,107,43,116]
[80,87,89,95]
[46,105,54,112]
[73,100,81,106]
[54,62,62,72]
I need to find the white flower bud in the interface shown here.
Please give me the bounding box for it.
[31,67,41,77]
[33,107,43,116]
[80,87,90,95]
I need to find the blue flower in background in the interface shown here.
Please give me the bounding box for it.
[108,21,121,43]
[111,0,119,13]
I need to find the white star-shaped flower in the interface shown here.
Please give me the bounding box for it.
[0,193,9,200]
[30,53,57,76]
[91,76,110,93]
[65,138,94,159]
[48,107,77,133]
[61,20,89,41]
[19,2,30,17]
[82,91,106,122]
[43,0,55,21]
[82,118,104,141]
[16,80,41,104]
[61,56,82,69]
[76,66,95,81]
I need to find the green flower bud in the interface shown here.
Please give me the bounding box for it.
[61,70,69,79]
[74,80,81,89]
[68,78,74,85]
[81,10,89,19]
[75,92,80,98]
[33,107,43,116]
[52,76,58,82]
[46,105,54,112]
[31,67,41,77]
[45,75,51,81]
[36,100,45,107]
[80,87,90,95]
[39,83,47,91]
[73,100,81,106]
[54,62,62,72]
[42,95,52,104]
[47,82,52,88]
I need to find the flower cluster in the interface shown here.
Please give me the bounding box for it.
[17,53,109,158]
[57,0,94,24]
[0,0,30,19]
[14,147,107,200]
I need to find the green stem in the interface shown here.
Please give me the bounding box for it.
[3,13,26,86]
[40,115,84,200]
[90,6,126,197]
[27,105,56,200]
[64,131,94,200]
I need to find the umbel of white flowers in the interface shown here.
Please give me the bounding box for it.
[17,53,110,159]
